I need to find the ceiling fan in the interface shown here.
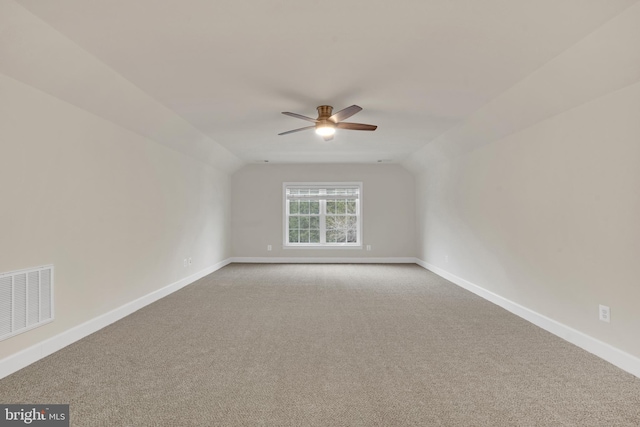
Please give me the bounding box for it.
[278,105,377,141]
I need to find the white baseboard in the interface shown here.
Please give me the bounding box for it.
[229,257,418,264]
[415,259,640,379]
[8,258,636,381]
[0,258,232,380]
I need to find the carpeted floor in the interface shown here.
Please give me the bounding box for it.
[1,263,639,426]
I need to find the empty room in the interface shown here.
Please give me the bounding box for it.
[1,0,639,425]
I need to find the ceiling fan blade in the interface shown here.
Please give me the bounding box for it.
[278,125,315,136]
[335,122,377,131]
[323,135,334,142]
[329,105,362,123]
[282,112,318,123]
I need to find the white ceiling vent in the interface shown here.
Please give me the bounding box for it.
[0,265,54,341]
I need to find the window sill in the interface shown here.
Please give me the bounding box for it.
[283,244,363,250]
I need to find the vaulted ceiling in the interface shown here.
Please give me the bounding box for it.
[11,0,638,164]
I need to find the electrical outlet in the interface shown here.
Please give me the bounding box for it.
[183,259,187,267]
[366,245,372,251]
[267,245,272,251]
[188,258,192,266]
[599,305,610,323]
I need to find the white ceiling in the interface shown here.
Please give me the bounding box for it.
[14,0,637,164]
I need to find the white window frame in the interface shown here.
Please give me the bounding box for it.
[283,182,363,249]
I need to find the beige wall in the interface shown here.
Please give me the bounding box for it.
[0,2,241,363]
[407,4,640,359]
[0,74,233,360]
[231,164,416,258]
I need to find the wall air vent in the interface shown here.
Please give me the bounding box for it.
[0,265,54,341]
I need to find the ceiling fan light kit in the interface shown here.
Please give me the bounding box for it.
[315,124,335,137]
[279,105,377,141]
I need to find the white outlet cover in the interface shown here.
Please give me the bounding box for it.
[599,304,610,323]
[267,245,272,251]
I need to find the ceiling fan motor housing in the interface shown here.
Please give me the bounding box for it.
[317,105,334,120]
[315,106,336,132]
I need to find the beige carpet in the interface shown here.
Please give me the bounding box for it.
[1,263,639,426]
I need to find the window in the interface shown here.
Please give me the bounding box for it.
[283,182,362,247]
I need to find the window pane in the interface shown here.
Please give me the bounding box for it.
[326,200,336,214]
[326,216,336,230]
[289,229,299,243]
[336,231,347,243]
[347,200,356,214]
[300,201,310,214]
[328,215,349,230]
[310,230,320,243]
[309,216,319,229]
[336,200,346,214]
[289,216,299,229]
[347,229,357,243]
[289,200,299,214]
[347,216,357,228]
[299,216,310,229]
[300,230,310,242]
[310,201,320,214]
[326,230,338,243]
